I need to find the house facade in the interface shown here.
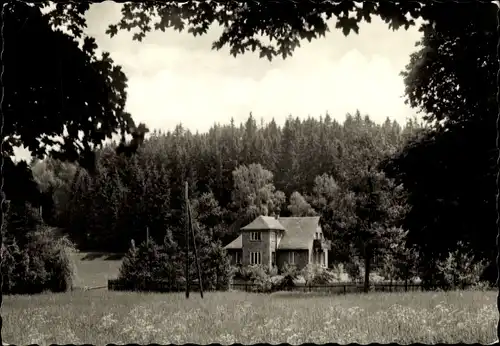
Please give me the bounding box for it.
[224,216,331,270]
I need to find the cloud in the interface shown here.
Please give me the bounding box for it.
[119,43,416,133]
[13,2,424,161]
[83,2,423,133]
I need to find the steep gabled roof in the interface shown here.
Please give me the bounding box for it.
[223,216,320,250]
[224,234,242,249]
[277,216,320,250]
[240,215,286,231]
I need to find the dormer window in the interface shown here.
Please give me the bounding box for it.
[315,232,322,240]
[250,232,261,241]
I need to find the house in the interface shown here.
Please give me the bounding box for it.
[224,215,331,270]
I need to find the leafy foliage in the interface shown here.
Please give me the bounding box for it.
[287,192,316,217]
[1,204,76,294]
[118,237,180,289]
[31,157,78,226]
[434,243,488,288]
[231,163,285,218]
[42,114,417,283]
[99,1,456,61]
[118,230,232,292]
[301,264,336,285]
[383,1,497,281]
[4,3,134,170]
[9,1,494,296]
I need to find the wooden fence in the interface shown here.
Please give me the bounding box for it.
[108,278,472,294]
[229,282,435,294]
[108,279,205,293]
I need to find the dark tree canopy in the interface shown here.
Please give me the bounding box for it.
[17,0,500,287]
[383,2,498,275]
[400,2,497,128]
[4,2,135,172]
[43,1,484,62]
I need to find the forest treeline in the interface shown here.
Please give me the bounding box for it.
[4,2,496,295]
[10,105,494,291]
[31,112,417,249]
[28,111,474,287]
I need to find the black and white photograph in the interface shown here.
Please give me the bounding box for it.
[1,0,499,344]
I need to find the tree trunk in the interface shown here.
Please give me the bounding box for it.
[363,253,371,293]
[405,268,408,292]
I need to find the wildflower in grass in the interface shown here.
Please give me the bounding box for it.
[122,306,162,343]
[3,290,497,344]
[219,333,236,345]
[53,327,81,344]
[286,332,303,344]
[99,313,118,330]
[26,328,50,345]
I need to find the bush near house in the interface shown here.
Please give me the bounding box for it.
[301,264,337,285]
[233,263,351,292]
[1,226,77,294]
[117,237,232,291]
[232,265,277,292]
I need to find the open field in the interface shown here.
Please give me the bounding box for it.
[3,251,496,344]
[3,289,496,344]
[69,251,123,289]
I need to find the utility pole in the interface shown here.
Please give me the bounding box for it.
[188,203,204,299]
[184,181,204,299]
[185,181,190,299]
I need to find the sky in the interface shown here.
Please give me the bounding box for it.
[14,2,424,161]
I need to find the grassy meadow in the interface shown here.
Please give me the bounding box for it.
[1,251,496,344]
[3,289,496,345]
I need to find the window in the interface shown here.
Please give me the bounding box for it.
[288,251,295,264]
[272,252,276,266]
[250,232,261,241]
[321,252,326,267]
[250,252,261,265]
[235,252,241,264]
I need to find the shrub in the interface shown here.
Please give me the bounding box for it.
[1,199,76,294]
[345,260,362,281]
[301,264,335,285]
[252,276,274,293]
[300,264,324,285]
[330,263,349,282]
[280,262,299,278]
[0,241,20,293]
[118,237,180,289]
[469,281,493,291]
[1,226,77,294]
[435,245,487,289]
[29,227,77,292]
[118,237,233,292]
[269,265,278,277]
[236,264,269,282]
[271,274,296,291]
[230,265,278,292]
[199,241,233,291]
